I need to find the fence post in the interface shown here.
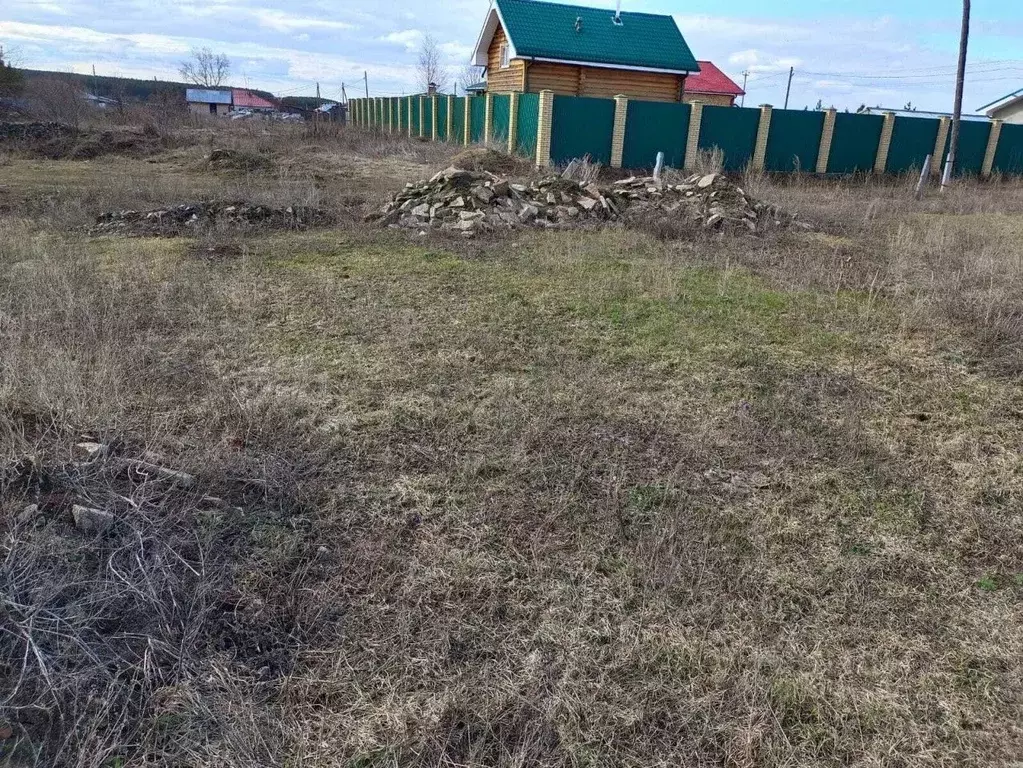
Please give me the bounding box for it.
[610,94,629,169]
[484,92,494,144]
[982,119,1003,177]
[406,97,412,137]
[815,108,837,174]
[414,96,422,137]
[684,102,704,170]
[464,97,472,145]
[447,94,455,142]
[507,92,519,154]
[373,97,379,128]
[931,117,950,176]
[388,98,394,133]
[751,104,773,172]
[535,89,554,167]
[874,111,895,174]
[431,95,438,140]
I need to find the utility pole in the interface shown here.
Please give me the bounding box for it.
[363,71,369,98]
[783,66,794,110]
[341,83,347,104]
[740,70,748,107]
[316,81,320,100]
[942,0,971,190]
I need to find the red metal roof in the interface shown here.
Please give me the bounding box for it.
[685,61,745,97]
[232,90,276,109]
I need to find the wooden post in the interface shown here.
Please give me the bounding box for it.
[484,92,494,144]
[684,102,704,170]
[981,120,1002,178]
[931,117,950,176]
[508,92,519,154]
[751,104,773,172]
[874,111,895,174]
[535,89,554,167]
[447,94,455,142]
[388,98,394,133]
[464,96,472,145]
[431,95,438,140]
[610,94,629,169]
[407,96,413,138]
[815,108,837,174]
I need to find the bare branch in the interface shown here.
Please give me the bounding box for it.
[179,47,231,88]
[416,34,448,94]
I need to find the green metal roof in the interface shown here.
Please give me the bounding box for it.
[496,0,699,74]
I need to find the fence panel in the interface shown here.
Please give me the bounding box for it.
[436,98,448,140]
[765,109,824,172]
[697,105,761,171]
[622,100,690,170]
[410,98,421,136]
[423,98,434,137]
[451,97,466,143]
[400,98,409,132]
[885,116,940,173]
[516,92,540,159]
[550,95,615,165]
[491,94,511,143]
[993,123,1023,175]
[827,112,884,174]
[954,120,991,176]
[470,96,486,143]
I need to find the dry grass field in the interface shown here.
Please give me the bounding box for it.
[2,119,1023,768]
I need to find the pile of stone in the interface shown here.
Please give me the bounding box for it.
[0,121,74,141]
[370,167,804,237]
[89,201,331,237]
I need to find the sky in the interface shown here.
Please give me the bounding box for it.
[1,0,1022,113]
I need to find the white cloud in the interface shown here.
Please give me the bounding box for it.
[249,9,354,33]
[381,29,423,52]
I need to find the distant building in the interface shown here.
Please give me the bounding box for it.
[232,89,276,112]
[683,61,745,107]
[978,88,1023,125]
[858,105,989,122]
[186,88,231,115]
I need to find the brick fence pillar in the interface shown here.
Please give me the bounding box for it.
[484,92,494,144]
[535,89,554,167]
[610,94,629,168]
[431,95,438,140]
[982,120,1003,177]
[463,97,472,145]
[751,104,773,172]
[815,108,837,174]
[508,92,519,154]
[874,111,895,173]
[417,96,425,137]
[931,116,950,175]
[388,98,394,133]
[447,94,455,142]
[684,102,704,170]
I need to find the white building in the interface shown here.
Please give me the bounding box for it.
[979,88,1023,125]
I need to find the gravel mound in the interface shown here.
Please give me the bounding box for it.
[371,167,807,237]
[89,201,332,237]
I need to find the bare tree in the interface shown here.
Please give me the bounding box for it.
[416,34,448,93]
[0,44,25,96]
[25,76,89,128]
[456,64,483,95]
[179,47,230,88]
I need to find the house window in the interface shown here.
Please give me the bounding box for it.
[500,44,510,69]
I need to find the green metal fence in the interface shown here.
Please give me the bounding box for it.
[827,112,884,174]
[994,123,1023,175]
[885,116,939,173]
[622,101,690,169]
[410,98,421,136]
[551,95,615,165]
[452,97,466,144]
[436,98,449,141]
[422,98,434,137]
[765,109,824,172]
[470,96,486,143]
[697,105,761,171]
[955,120,991,176]
[491,94,511,144]
[516,93,540,158]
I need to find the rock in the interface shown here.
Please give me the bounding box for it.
[450,196,466,208]
[74,442,108,460]
[698,174,718,189]
[72,504,115,534]
[474,186,495,203]
[578,197,598,211]
[518,204,539,223]
[17,504,39,525]
[492,180,510,196]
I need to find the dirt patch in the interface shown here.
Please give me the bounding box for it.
[448,147,532,176]
[205,147,276,173]
[0,121,161,160]
[89,201,333,237]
